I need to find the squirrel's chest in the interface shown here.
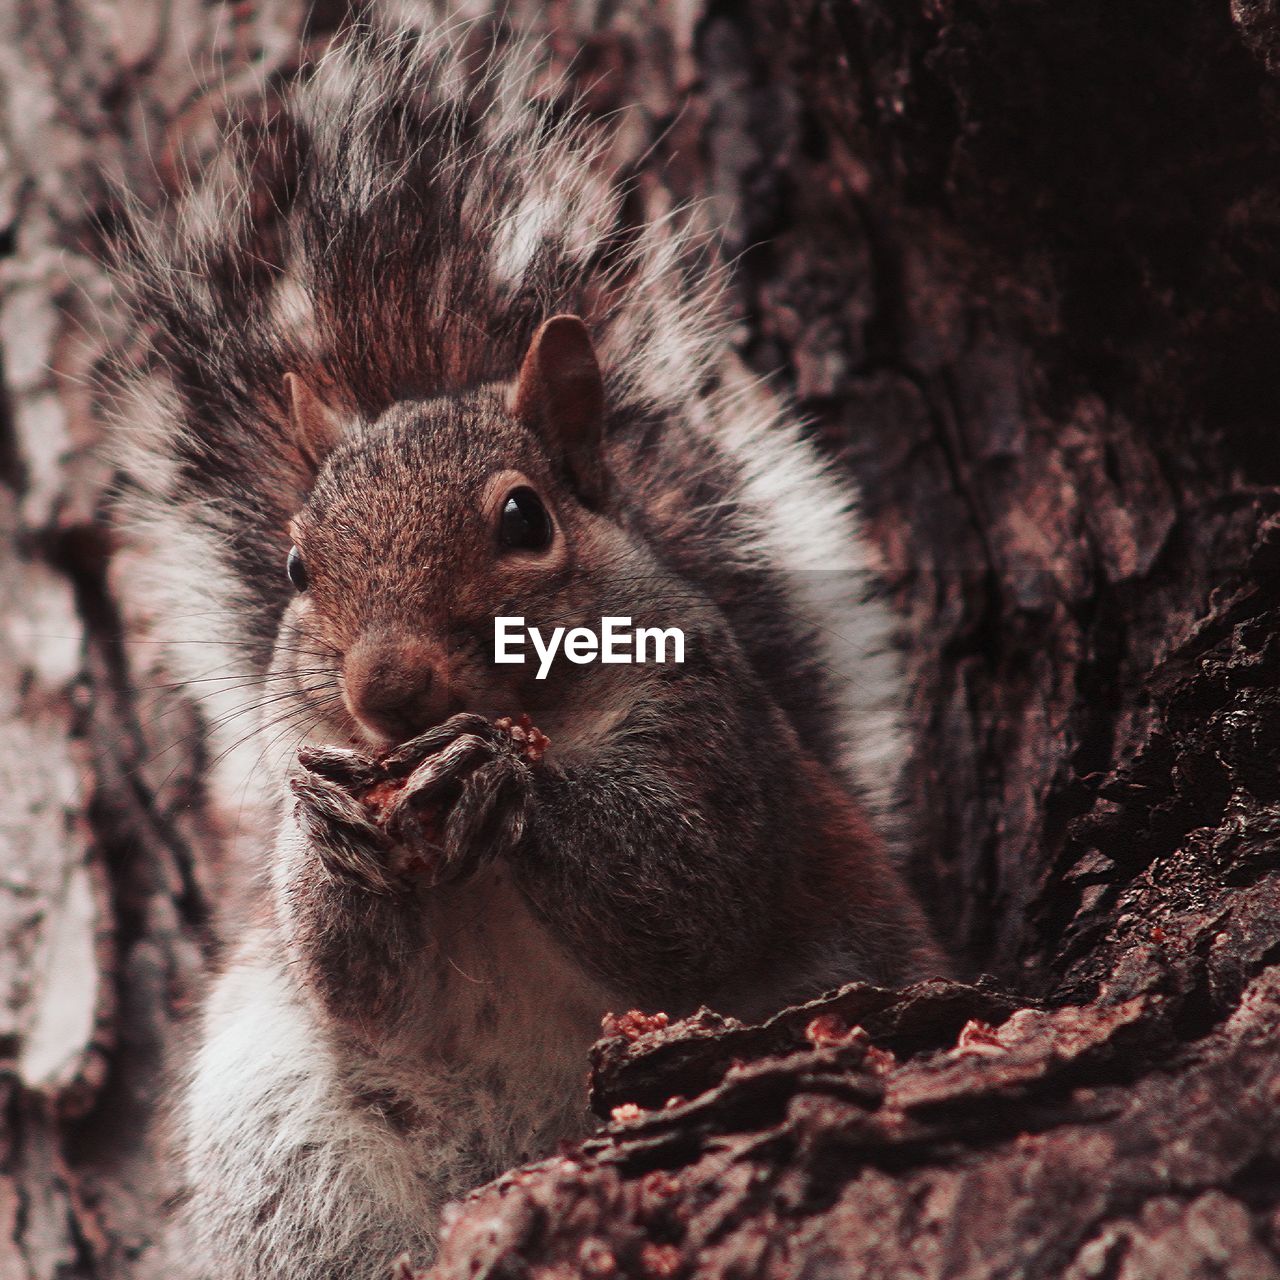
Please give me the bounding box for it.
[349,868,609,1171]
[405,865,613,1074]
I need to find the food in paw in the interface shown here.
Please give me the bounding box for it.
[355,761,447,867]
[494,712,550,762]
[359,776,409,825]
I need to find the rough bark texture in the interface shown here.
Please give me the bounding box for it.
[4,0,1280,1276]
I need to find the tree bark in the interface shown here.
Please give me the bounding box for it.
[4,0,1280,1276]
[0,3,307,1274]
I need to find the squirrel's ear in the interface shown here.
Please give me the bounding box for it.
[284,372,343,472]
[513,315,607,504]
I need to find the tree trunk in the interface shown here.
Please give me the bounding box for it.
[4,1,1280,1276]
[0,4,307,1274]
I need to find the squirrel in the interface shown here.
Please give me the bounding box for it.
[106,17,945,1280]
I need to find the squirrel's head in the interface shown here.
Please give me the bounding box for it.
[278,315,640,749]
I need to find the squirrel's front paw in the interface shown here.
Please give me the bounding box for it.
[291,748,400,893]
[375,712,544,885]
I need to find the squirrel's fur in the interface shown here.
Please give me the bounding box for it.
[108,17,939,1280]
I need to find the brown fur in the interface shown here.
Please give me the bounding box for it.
[272,321,944,1022]
[111,26,945,1276]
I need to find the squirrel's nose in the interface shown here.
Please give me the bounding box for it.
[343,632,453,744]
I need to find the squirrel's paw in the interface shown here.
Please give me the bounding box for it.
[377,712,541,886]
[290,749,400,893]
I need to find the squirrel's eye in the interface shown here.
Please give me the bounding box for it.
[499,487,552,552]
[286,546,309,591]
